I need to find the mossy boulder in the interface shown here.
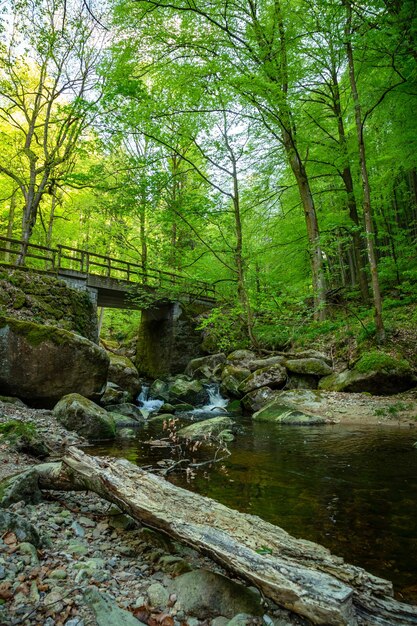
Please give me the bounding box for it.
[106,403,145,422]
[168,377,208,405]
[253,401,327,425]
[284,358,333,377]
[238,364,287,395]
[220,365,251,398]
[185,353,227,380]
[0,317,109,407]
[149,379,170,401]
[177,416,234,440]
[246,355,286,371]
[227,350,256,366]
[319,351,416,395]
[53,393,116,441]
[107,354,141,402]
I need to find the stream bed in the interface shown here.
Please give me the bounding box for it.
[91,420,417,598]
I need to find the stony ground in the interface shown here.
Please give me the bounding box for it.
[0,401,308,626]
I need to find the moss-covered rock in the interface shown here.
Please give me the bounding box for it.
[253,402,327,425]
[241,387,278,413]
[284,358,333,377]
[53,393,116,441]
[107,354,141,401]
[220,365,251,398]
[168,377,208,405]
[238,364,287,395]
[0,317,109,407]
[319,351,416,395]
[0,268,97,341]
[184,353,227,380]
[106,403,145,422]
[177,416,234,440]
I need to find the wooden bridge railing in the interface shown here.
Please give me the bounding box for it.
[0,236,216,302]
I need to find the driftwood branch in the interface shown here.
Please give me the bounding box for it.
[4,447,417,626]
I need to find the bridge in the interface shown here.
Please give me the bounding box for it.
[0,236,216,308]
[0,236,217,377]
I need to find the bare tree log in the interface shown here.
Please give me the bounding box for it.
[4,447,417,626]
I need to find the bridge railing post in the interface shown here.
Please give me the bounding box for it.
[56,245,62,271]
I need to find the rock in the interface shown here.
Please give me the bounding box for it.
[246,356,286,371]
[159,403,176,413]
[284,358,332,377]
[226,615,254,626]
[53,393,116,441]
[0,509,41,547]
[227,399,243,415]
[185,353,227,380]
[158,555,192,575]
[0,316,109,407]
[241,387,278,413]
[84,587,147,626]
[286,374,319,390]
[106,403,145,422]
[252,402,327,425]
[168,377,208,405]
[227,350,256,364]
[116,427,137,439]
[221,365,251,398]
[177,416,234,440]
[172,403,194,412]
[0,395,26,406]
[111,413,141,429]
[0,468,43,508]
[148,413,176,425]
[319,351,416,395]
[100,383,130,406]
[17,541,39,565]
[170,569,263,619]
[289,349,332,365]
[238,365,287,395]
[108,354,141,401]
[147,582,170,608]
[149,380,170,401]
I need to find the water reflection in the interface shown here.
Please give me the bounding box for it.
[90,422,417,596]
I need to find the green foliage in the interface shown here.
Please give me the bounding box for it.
[355,351,410,374]
[198,306,249,354]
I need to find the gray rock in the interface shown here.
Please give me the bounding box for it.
[170,569,262,619]
[178,416,234,440]
[0,509,41,546]
[227,350,256,365]
[107,403,146,421]
[241,387,278,413]
[238,365,287,395]
[53,393,116,441]
[149,379,170,401]
[0,467,43,508]
[226,615,254,626]
[84,587,147,625]
[0,316,109,407]
[100,383,130,406]
[147,582,170,608]
[18,541,39,565]
[319,363,416,395]
[246,356,286,371]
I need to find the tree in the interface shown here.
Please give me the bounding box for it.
[0,0,104,262]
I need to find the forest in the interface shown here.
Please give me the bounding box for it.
[1,0,417,351]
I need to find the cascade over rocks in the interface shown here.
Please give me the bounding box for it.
[53,393,116,441]
[0,316,109,407]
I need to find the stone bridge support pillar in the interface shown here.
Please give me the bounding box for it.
[136,302,203,378]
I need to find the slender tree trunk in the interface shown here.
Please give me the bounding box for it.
[345,1,385,343]
[5,191,17,263]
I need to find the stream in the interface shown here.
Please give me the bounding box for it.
[91,393,417,599]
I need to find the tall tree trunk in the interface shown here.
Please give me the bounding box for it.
[344,1,385,343]
[4,190,17,263]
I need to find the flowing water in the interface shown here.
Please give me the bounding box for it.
[91,404,417,598]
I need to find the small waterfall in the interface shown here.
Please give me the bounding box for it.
[193,383,229,415]
[137,386,164,413]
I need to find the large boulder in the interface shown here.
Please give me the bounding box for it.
[284,358,333,377]
[226,350,256,368]
[253,401,327,425]
[53,393,116,441]
[220,365,251,398]
[177,416,234,440]
[238,364,287,395]
[170,569,262,619]
[319,351,416,395]
[0,316,109,407]
[185,353,227,380]
[246,355,286,372]
[168,377,208,405]
[107,354,141,402]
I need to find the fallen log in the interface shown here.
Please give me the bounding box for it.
[3,447,417,626]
